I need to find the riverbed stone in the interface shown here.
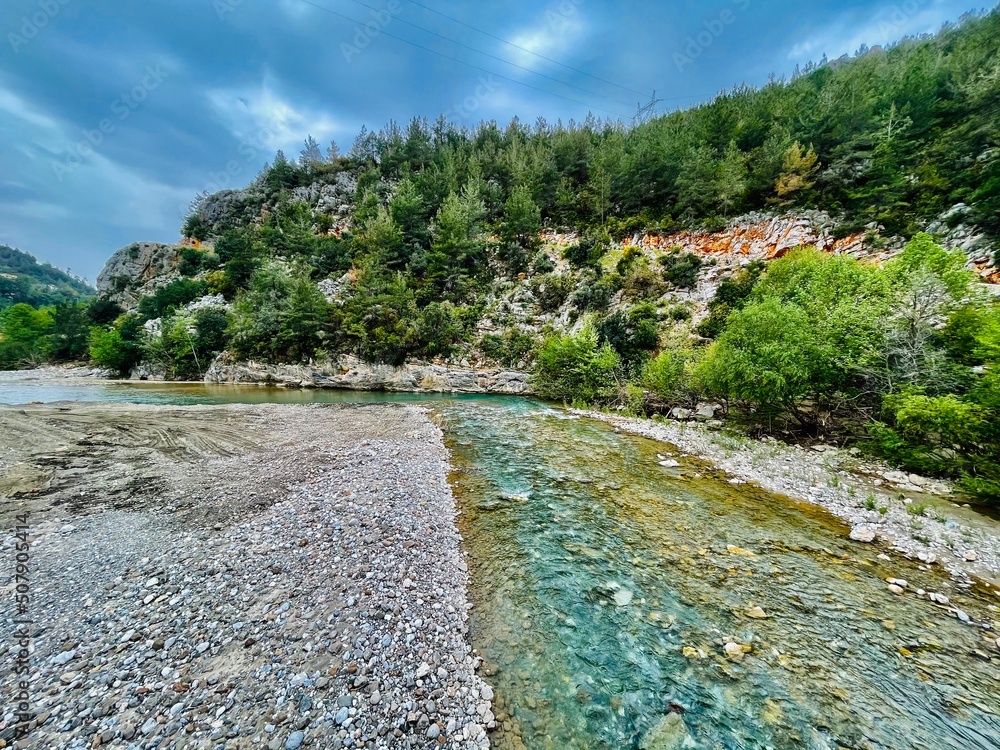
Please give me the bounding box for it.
[640,712,695,749]
[849,526,877,543]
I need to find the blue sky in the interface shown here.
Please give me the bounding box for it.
[0,0,987,282]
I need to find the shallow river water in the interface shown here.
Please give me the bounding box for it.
[3,377,999,749]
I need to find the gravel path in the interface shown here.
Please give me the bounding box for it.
[577,410,1000,584]
[0,403,492,749]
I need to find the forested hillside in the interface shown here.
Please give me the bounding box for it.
[5,9,1000,500]
[0,245,94,309]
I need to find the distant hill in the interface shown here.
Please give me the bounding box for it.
[0,245,95,309]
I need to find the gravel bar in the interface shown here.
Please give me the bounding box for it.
[0,403,492,749]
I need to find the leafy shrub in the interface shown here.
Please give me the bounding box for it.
[696,298,818,423]
[596,303,660,372]
[87,298,124,326]
[571,273,622,311]
[0,303,53,368]
[667,305,692,322]
[146,308,231,379]
[563,231,610,269]
[137,279,208,321]
[532,253,555,274]
[622,257,669,301]
[418,302,464,358]
[696,261,765,338]
[616,246,643,275]
[869,392,988,478]
[659,250,704,288]
[178,248,220,277]
[88,315,145,375]
[530,273,575,312]
[532,325,621,403]
[641,346,701,405]
[479,327,536,368]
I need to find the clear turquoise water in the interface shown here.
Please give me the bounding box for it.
[443,401,1000,750]
[3,378,998,749]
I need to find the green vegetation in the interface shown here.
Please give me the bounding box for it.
[0,246,94,310]
[5,12,1000,503]
[533,325,620,404]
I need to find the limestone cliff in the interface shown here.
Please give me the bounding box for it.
[96,242,182,310]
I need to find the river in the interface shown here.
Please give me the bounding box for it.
[2,376,999,749]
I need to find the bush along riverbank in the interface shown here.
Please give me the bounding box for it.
[536,234,1000,507]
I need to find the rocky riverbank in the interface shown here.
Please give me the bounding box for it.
[203,355,531,396]
[579,410,1000,584]
[0,403,492,749]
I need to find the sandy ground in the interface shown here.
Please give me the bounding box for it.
[0,403,492,749]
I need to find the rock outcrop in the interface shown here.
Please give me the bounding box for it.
[627,209,997,282]
[631,212,869,263]
[96,242,181,309]
[204,353,532,395]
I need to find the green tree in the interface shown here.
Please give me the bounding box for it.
[0,303,53,368]
[427,186,486,298]
[88,315,145,375]
[532,324,621,403]
[49,303,91,361]
[774,141,820,199]
[501,184,542,249]
[697,298,818,425]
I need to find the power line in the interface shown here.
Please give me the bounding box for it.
[337,0,638,109]
[403,0,648,99]
[293,0,633,118]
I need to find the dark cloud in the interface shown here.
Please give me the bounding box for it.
[0,0,977,280]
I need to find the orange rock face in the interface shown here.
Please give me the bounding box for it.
[631,217,868,263]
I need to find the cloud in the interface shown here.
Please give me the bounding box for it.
[505,8,588,69]
[786,0,959,62]
[0,85,62,131]
[0,200,72,221]
[278,0,313,21]
[205,75,342,153]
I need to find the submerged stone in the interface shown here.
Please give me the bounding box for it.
[640,713,696,749]
[613,589,634,607]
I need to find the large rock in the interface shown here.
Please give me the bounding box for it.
[204,354,533,395]
[96,242,181,309]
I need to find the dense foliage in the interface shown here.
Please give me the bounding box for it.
[0,245,94,309]
[553,235,1000,505]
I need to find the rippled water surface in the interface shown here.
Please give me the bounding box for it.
[440,400,1000,750]
[3,376,998,749]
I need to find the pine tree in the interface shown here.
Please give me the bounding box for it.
[300,135,322,168]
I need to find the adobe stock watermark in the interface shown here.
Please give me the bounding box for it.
[543,0,586,33]
[874,0,931,40]
[177,118,284,220]
[443,76,500,123]
[52,64,170,182]
[341,0,403,64]
[214,0,244,22]
[8,0,72,53]
[674,0,751,71]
